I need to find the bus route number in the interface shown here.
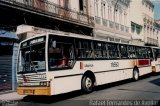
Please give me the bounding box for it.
[111,62,119,67]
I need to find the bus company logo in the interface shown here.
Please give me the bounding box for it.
[84,64,94,67]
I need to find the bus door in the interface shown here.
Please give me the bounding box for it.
[154,48,160,72]
[151,48,160,72]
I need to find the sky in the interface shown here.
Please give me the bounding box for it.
[151,0,160,20]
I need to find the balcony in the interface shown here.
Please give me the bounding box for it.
[115,23,119,30]
[102,19,108,27]
[95,17,101,25]
[147,37,158,46]
[125,26,129,32]
[0,0,94,27]
[143,14,154,28]
[95,17,129,33]
[121,25,124,32]
[109,21,114,28]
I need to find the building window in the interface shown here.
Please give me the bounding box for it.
[131,22,142,35]
[79,0,83,11]
[136,26,141,34]
[79,0,87,14]
[101,2,106,18]
[131,24,135,33]
[64,0,69,9]
[95,0,99,16]
[115,11,118,22]
[119,11,122,24]
[108,6,112,20]
[124,12,127,26]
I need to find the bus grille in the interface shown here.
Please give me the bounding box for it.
[17,73,47,83]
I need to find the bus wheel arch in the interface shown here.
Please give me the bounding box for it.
[133,66,139,81]
[81,70,96,93]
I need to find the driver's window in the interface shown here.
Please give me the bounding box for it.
[48,36,75,71]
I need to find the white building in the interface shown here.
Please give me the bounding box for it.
[17,0,159,47]
[130,0,144,45]
[90,0,131,44]
[142,0,157,46]
[154,21,160,47]
[17,0,132,44]
[130,0,157,46]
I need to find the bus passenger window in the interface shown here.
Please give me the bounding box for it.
[49,47,63,68]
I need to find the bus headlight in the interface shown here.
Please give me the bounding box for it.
[39,81,50,87]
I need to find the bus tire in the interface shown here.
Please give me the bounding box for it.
[133,68,139,81]
[82,75,94,93]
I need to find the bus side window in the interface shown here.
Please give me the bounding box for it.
[76,39,93,59]
[148,49,153,60]
[107,43,119,59]
[128,46,136,59]
[154,49,158,61]
[120,45,128,59]
[48,36,76,70]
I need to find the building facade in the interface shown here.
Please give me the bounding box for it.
[90,0,131,44]
[154,21,160,47]
[130,0,156,46]
[142,0,157,46]
[130,0,144,45]
[1,0,94,36]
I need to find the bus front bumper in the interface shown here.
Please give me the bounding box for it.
[17,87,51,96]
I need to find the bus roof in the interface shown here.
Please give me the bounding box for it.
[20,31,159,49]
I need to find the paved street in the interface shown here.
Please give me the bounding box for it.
[11,73,160,106]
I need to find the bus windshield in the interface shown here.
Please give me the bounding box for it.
[18,37,46,74]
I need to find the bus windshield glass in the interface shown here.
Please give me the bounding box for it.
[18,37,46,74]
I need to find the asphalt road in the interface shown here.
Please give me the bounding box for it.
[17,73,160,106]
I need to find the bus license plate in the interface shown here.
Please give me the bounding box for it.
[23,90,34,95]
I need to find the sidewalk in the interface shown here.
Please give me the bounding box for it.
[0,91,26,101]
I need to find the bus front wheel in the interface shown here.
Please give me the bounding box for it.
[133,68,139,81]
[82,76,94,93]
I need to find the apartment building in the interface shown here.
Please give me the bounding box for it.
[130,0,156,46]
[154,21,160,47]
[130,0,144,45]
[90,0,131,44]
[142,0,157,46]
[12,0,94,41]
